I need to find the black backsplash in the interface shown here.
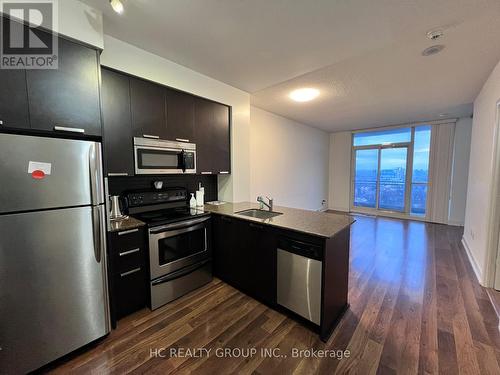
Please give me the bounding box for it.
[108,175,218,202]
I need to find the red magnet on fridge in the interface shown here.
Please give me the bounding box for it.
[31,170,45,179]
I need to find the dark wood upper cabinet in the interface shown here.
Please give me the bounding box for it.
[212,103,230,174]
[165,88,195,143]
[194,98,214,174]
[0,69,29,129]
[194,98,231,174]
[101,68,134,176]
[130,77,167,139]
[26,37,102,136]
[98,69,231,175]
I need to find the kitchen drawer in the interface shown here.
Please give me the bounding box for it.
[108,227,146,255]
[113,247,145,274]
[114,266,148,319]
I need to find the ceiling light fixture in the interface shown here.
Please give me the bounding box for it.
[422,44,445,56]
[110,0,124,14]
[289,88,320,102]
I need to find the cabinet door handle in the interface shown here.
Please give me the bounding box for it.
[54,126,85,134]
[108,173,129,177]
[201,171,212,175]
[176,138,190,143]
[120,267,141,277]
[119,248,140,257]
[118,228,139,236]
[143,134,160,139]
[219,171,229,174]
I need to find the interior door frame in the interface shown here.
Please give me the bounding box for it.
[489,101,500,289]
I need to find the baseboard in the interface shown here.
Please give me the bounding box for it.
[448,220,464,227]
[461,236,484,285]
[328,206,349,212]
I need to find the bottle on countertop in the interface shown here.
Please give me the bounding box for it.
[189,193,197,208]
[196,182,205,207]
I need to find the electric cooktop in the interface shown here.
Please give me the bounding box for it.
[124,187,209,227]
[132,206,209,227]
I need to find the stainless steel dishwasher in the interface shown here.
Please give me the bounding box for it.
[277,237,322,325]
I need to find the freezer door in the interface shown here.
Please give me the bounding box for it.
[0,206,110,374]
[0,133,104,214]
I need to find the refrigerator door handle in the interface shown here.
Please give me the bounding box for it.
[89,143,104,205]
[92,206,103,263]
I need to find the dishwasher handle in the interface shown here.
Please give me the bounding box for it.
[278,237,322,260]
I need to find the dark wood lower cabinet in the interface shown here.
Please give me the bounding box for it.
[242,222,277,305]
[212,216,276,305]
[212,215,240,286]
[107,227,148,325]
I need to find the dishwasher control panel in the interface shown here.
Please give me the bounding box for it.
[277,237,322,260]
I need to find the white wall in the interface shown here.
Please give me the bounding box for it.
[449,117,472,226]
[328,132,352,211]
[249,107,329,211]
[59,0,103,48]
[100,35,251,203]
[463,59,500,285]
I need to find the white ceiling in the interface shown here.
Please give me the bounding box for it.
[82,0,500,131]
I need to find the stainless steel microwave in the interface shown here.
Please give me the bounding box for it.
[134,137,196,174]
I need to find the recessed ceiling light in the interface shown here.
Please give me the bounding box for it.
[289,88,320,102]
[110,0,124,14]
[422,44,445,56]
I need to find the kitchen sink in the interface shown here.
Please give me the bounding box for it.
[235,209,283,219]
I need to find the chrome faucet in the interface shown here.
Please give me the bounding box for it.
[257,196,274,211]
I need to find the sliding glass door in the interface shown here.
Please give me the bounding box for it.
[353,149,378,208]
[353,146,409,212]
[351,126,431,217]
[379,147,408,211]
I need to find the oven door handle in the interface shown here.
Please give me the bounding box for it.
[151,259,210,286]
[149,216,210,234]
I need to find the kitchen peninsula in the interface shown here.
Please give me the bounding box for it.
[204,202,355,341]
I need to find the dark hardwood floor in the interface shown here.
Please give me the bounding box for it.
[47,215,500,374]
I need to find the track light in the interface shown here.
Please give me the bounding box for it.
[110,0,124,14]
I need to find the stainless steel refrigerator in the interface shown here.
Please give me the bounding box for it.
[0,133,110,373]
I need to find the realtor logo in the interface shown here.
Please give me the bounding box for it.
[0,0,58,69]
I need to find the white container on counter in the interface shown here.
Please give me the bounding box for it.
[189,193,197,208]
[196,190,204,207]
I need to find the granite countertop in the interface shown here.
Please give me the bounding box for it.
[109,216,146,233]
[201,202,354,238]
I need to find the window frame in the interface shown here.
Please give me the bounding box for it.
[350,125,432,219]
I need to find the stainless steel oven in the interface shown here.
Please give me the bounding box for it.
[148,215,212,309]
[134,137,196,175]
[149,216,210,279]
